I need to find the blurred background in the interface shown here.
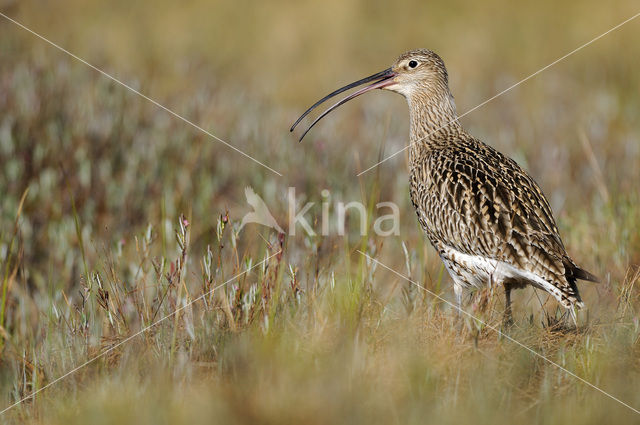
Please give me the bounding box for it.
[0,0,639,423]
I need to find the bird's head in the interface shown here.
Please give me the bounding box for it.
[291,49,451,141]
[384,49,449,98]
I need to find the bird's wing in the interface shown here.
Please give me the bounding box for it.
[415,141,585,294]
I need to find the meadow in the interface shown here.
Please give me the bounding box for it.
[0,0,639,423]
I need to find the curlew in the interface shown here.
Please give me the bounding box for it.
[291,49,598,323]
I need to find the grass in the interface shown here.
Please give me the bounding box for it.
[1,0,640,423]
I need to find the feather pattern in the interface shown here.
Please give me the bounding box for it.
[402,49,598,310]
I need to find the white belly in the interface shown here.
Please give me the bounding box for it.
[439,245,569,306]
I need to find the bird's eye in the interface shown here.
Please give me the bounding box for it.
[408,60,418,68]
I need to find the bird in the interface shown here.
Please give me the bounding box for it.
[290,48,598,323]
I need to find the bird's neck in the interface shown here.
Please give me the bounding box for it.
[407,89,463,162]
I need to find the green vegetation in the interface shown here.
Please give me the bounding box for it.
[0,0,639,423]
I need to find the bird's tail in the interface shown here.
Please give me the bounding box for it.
[563,257,600,283]
[571,266,600,283]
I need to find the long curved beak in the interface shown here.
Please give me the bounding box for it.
[290,67,396,142]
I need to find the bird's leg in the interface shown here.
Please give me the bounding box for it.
[454,283,463,315]
[569,305,578,328]
[503,285,513,327]
[452,283,466,332]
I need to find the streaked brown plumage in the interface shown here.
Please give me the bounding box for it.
[292,48,598,319]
